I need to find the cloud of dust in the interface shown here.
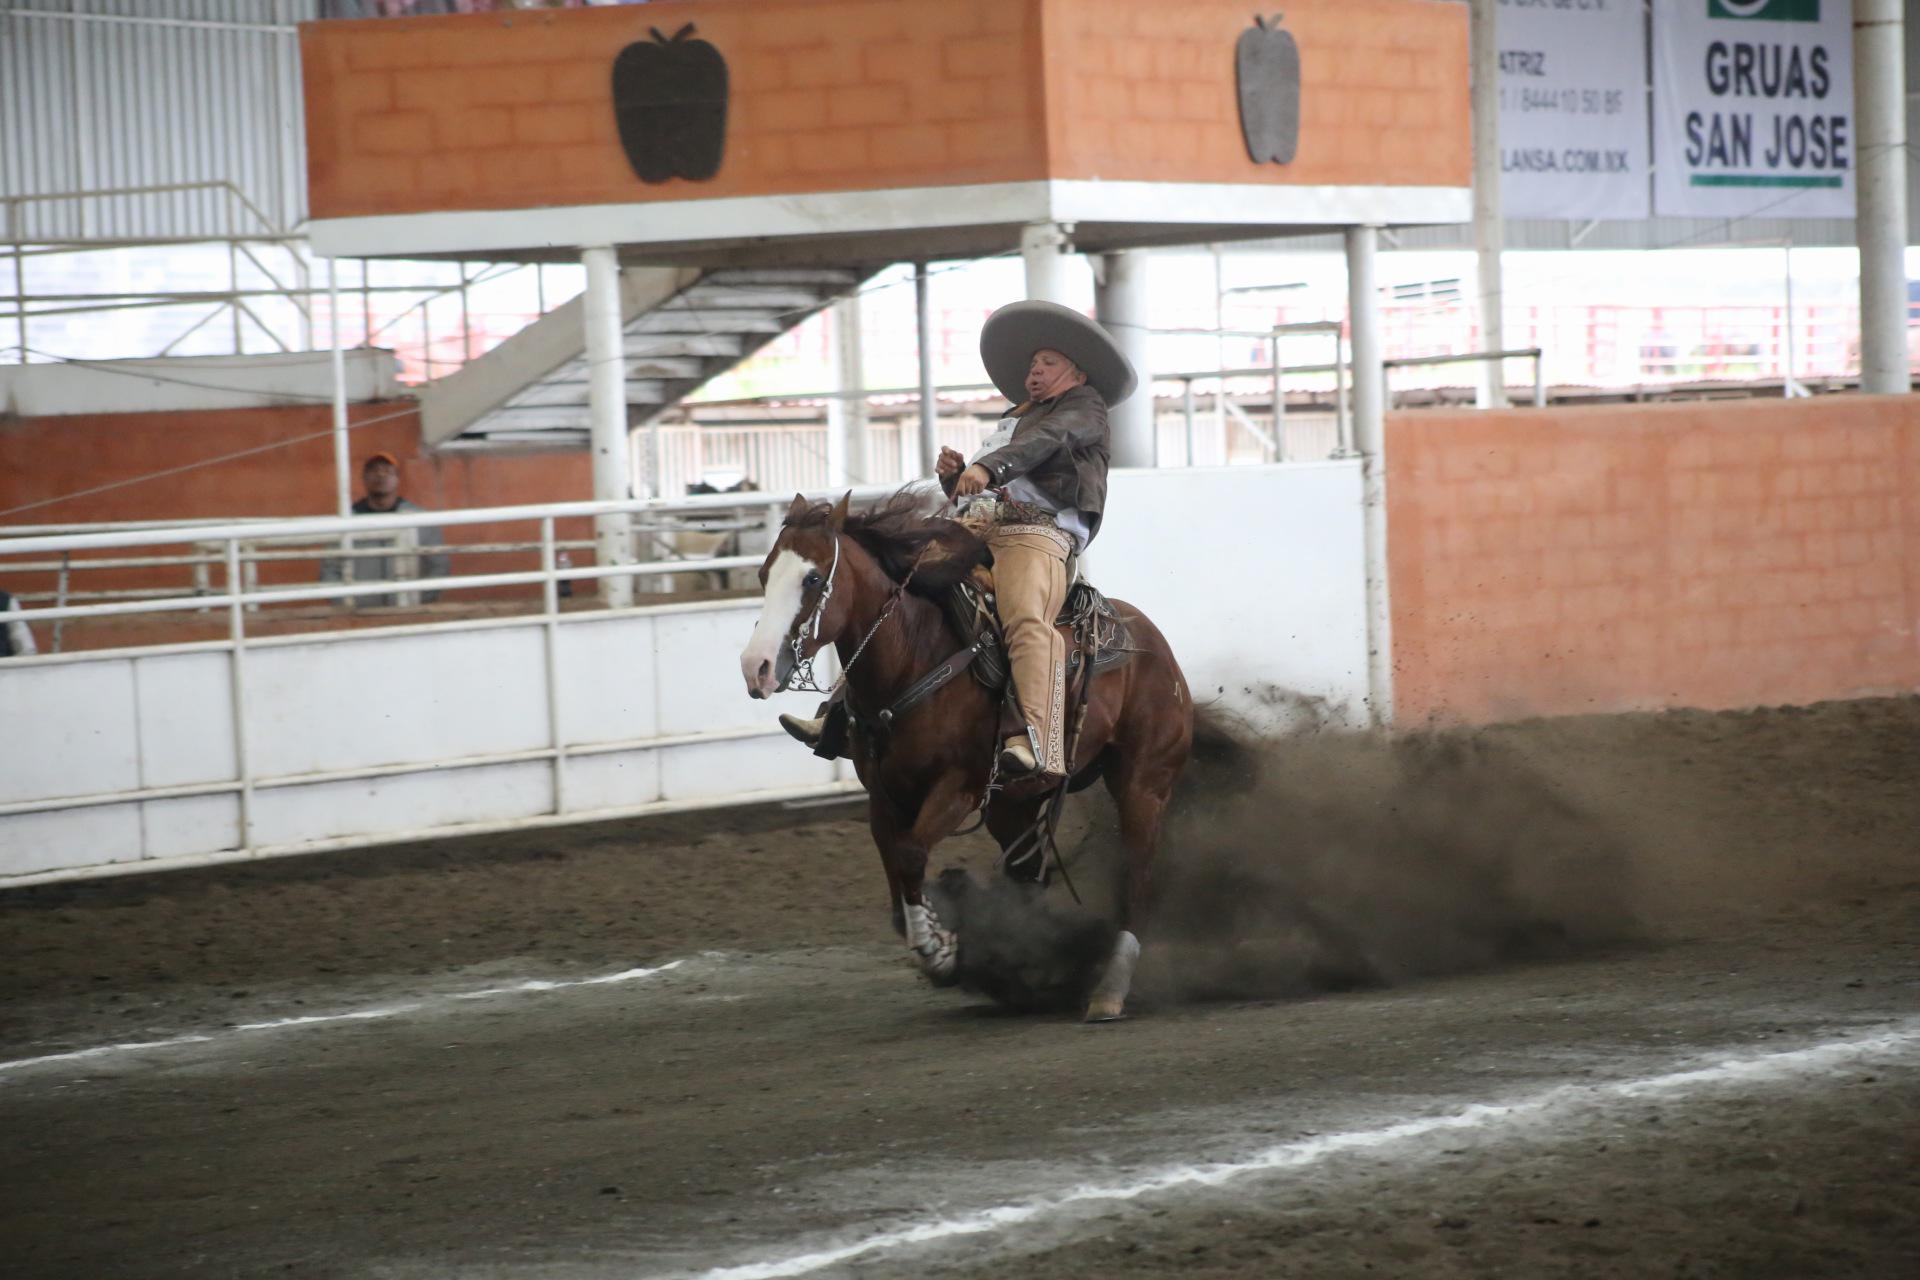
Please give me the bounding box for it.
[924,869,1118,1012]
[931,708,1647,1012]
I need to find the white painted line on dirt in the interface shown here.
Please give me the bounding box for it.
[687,1019,1920,1280]
[449,964,684,1000]
[0,960,686,1080]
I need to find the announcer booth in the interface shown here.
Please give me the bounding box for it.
[301,0,1474,721]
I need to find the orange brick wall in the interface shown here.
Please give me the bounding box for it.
[0,402,589,525]
[1388,398,1920,724]
[302,0,1468,220]
[0,402,593,599]
[303,0,1047,218]
[1046,0,1468,189]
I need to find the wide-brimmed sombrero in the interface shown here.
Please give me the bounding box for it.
[979,300,1137,408]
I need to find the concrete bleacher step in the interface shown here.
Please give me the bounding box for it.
[418,265,874,451]
[493,378,667,409]
[623,333,743,359]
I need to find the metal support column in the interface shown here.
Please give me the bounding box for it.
[7,198,25,361]
[1269,332,1286,463]
[225,539,255,853]
[1020,222,1072,304]
[1096,250,1156,468]
[1470,0,1507,409]
[826,295,865,487]
[540,517,569,816]
[1182,380,1196,465]
[1347,225,1392,730]
[914,262,937,480]
[1334,330,1352,457]
[582,245,634,608]
[229,240,243,354]
[1855,0,1911,395]
[328,260,352,518]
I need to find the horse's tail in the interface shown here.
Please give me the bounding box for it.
[1183,704,1262,798]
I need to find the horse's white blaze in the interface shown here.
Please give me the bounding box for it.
[740,548,814,696]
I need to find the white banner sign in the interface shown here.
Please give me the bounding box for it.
[1496,0,1650,220]
[1655,0,1855,218]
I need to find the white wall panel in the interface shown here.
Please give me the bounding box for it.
[0,803,142,875]
[654,604,826,736]
[0,659,139,804]
[562,750,660,813]
[248,761,552,849]
[141,793,241,860]
[555,616,659,746]
[1086,462,1371,731]
[135,651,236,787]
[246,629,548,777]
[660,736,835,803]
[0,351,402,419]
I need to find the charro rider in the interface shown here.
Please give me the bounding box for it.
[783,299,1135,781]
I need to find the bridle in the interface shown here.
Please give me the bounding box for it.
[798,532,840,646]
[783,529,922,697]
[784,533,840,693]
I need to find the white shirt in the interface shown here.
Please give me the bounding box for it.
[967,416,1092,552]
[4,595,36,658]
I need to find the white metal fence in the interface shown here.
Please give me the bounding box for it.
[0,467,1373,886]
[1,497,806,642]
[0,490,874,885]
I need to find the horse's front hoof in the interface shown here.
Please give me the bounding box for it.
[912,943,961,986]
[1082,999,1128,1023]
[903,900,960,984]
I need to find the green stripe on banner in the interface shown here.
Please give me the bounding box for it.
[1708,0,1819,21]
[1690,174,1843,188]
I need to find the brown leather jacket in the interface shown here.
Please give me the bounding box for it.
[948,384,1111,544]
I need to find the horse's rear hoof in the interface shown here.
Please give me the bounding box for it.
[1082,930,1140,1024]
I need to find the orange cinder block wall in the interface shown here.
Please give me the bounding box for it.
[303,0,1047,219]
[0,402,593,602]
[1045,0,1468,189]
[303,0,1468,221]
[1387,397,1920,724]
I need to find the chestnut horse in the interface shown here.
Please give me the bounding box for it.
[739,491,1193,1021]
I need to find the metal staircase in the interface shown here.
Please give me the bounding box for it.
[419,266,875,449]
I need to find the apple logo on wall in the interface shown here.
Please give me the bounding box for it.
[1236,13,1301,166]
[612,24,728,184]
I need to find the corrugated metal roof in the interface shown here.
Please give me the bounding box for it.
[0,1,313,243]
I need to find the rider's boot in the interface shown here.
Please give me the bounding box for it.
[778,708,829,747]
[781,693,851,761]
[998,727,1062,781]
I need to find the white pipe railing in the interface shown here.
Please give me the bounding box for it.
[0,487,903,627]
[0,487,890,883]
[0,493,896,626]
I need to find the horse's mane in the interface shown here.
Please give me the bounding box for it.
[786,489,987,598]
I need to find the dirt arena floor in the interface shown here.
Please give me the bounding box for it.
[3,697,1917,1278]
